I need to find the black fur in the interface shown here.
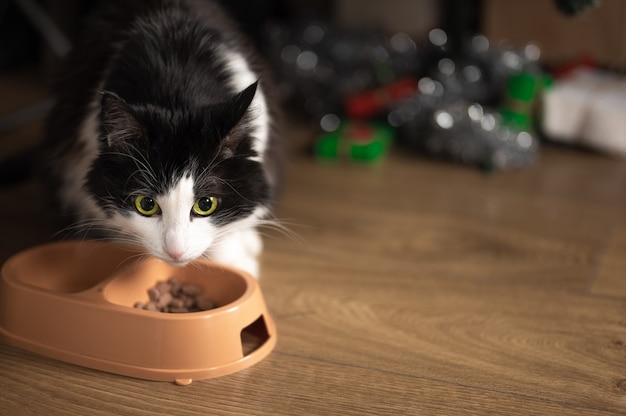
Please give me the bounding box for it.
[91,81,266,223]
[40,0,282,227]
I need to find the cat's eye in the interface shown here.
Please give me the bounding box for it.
[192,196,218,216]
[134,195,160,216]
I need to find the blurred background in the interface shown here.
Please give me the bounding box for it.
[2,3,626,411]
[0,0,625,171]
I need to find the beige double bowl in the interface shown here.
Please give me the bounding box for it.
[0,241,276,385]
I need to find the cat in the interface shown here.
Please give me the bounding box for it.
[39,0,283,278]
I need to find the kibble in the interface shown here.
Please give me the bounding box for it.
[134,277,216,313]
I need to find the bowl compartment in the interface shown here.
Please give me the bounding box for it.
[102,258,248,311]
[2,241,140,293]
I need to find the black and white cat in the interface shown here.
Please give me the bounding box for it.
[40,0,283,277]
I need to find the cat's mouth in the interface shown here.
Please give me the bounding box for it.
[170,260,191,267]
[158,256,192,267]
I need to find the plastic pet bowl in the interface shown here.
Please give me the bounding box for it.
[0,241,276,385]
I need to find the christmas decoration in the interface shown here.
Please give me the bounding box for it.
[265,22,550,170]
[542,68,626,157]
[315,121,394,163]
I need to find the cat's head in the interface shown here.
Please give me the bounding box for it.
[86,82,270,265]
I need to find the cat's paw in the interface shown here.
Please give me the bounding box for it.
[230,255,259,279]
[242,227,263,256]
[216,252,259,278]
[210,229,262,278]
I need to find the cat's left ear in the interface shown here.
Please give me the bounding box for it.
[100,91,144,147]
[213,81,258,138]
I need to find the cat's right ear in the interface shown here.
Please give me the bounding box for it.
[100,91,144,147]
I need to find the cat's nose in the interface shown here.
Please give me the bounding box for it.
[164,228,188,261]
[166,248,184,260]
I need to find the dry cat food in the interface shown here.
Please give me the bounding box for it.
[134,277,216,313]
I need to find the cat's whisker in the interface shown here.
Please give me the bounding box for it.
[41,0,284,278]
[197,137,228,179]
[57,215,147,249]
[256,220,304,244]
[211,177,256,203]
[107,147,158,183]
[197,151,249,179]
[54,218,106,240]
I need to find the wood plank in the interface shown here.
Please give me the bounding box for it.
[266,150,624,292]
[592,226,626,298]
[0,344,623,416]
[260,271,626,414]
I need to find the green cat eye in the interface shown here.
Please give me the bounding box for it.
[192,196,218,216]
[134,195,160,216]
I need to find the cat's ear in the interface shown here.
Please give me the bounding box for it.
[100,91,144,147]
[212,81,258,138]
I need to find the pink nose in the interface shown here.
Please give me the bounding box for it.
[166,249,184,260]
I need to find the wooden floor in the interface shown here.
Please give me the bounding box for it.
[1,69,626,415]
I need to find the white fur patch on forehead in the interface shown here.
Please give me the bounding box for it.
[222,51,269,162]
[158,174,196,222]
